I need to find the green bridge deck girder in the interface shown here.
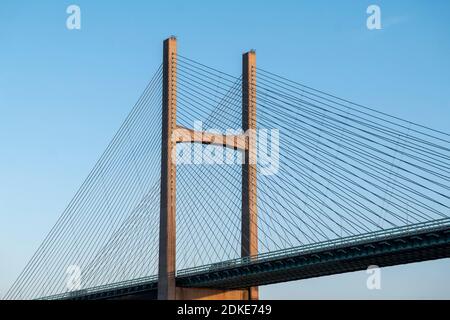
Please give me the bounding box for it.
[42,218,450,300]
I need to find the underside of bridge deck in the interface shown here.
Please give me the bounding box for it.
[59,224,450,300]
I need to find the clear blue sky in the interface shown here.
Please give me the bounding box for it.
[1,0,449,299]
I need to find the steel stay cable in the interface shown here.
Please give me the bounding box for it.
[9,69,163,299]
[5,67,162,298]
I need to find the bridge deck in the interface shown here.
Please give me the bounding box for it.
[42,219,450,300]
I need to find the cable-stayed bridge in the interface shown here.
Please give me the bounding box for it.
[5,37,450,300]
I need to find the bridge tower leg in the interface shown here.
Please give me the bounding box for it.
[241,50,259,300]
[158,36,177,300]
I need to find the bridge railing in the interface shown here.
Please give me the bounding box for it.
[38,218,450,300]
[39,274,158,300]
[177,218,450,277]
